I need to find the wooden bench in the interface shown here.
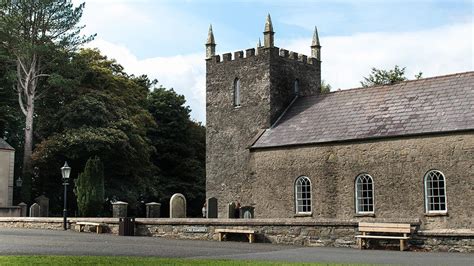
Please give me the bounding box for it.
[355,222,414,251]
[76,222,106,234]
[215,228,256,243]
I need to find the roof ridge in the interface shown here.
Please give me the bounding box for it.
[312,70,474,96]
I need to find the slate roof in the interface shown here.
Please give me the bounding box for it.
[253,71,474,148]
[0,138,14,150]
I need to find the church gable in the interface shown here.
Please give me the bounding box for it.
[253,71,474,148]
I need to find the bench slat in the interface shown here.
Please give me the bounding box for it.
[215,229,255,234]
[359,222,411,228]
[356,235,410,240]
[359,227,411,233]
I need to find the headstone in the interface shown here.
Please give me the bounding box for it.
[169,193,186,218]
[227,202,235,218]
[35,195,49,217]
[145,202,161,218]
[18,202,27,217]
[112,201,128,218]
[206,197,218,218]
[240,206,255,218]
[29,203,40,217]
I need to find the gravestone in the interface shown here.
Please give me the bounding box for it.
[169,193,186,218]
[29,203,40,217]
[206,197,218,218]
[112,201,128,218]
[35,195,49,217]
[240,206,255,218]
[227,202,236,218]
[18,202,27,217]
[145,202,161,218]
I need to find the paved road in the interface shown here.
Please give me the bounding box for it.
[0,228,472,265]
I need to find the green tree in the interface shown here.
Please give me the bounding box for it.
[0,0,94,201]
[360,65,423,87]
[74,156,104,217]
[32,49,157,215]
[147,87,206,217]
[321,80,331,93]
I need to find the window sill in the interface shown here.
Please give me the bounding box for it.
[354,213,375,217]
[425,212,448,217]
[294,213,312,218]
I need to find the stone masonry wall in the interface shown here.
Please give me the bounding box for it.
[0,217,471,252]
[249,132,474,231]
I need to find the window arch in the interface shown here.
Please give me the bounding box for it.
[233,78,241,107]
[424,170,447,213]
[355,174,374,214]
[295,176,312,214]
[294,79,300,95]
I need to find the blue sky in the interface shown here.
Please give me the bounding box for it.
[74,0,473,122]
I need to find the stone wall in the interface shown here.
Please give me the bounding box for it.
[249,132,474,230]
[0,217,471,252]
[206,47,321,218]
[0,207,20,217]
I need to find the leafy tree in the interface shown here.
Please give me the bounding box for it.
[360,65,423,87]
[147,87,206,217]
[0,0,95,201]
[74,156,104,217]
[321,80,331,93]
[32,49,157,215]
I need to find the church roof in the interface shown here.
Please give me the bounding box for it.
[253,71,474,148]
[0,138,14,150]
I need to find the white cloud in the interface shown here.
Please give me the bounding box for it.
[85,21,472,123]
[281,21,473,90]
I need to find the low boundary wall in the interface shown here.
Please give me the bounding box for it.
[0,217,471,252]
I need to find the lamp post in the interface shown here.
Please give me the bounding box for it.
[61,162,71,230]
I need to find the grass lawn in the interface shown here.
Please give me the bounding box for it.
[0,256,367,265]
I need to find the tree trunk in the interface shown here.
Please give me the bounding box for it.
[21,96,34,202]
[17,56,39,203]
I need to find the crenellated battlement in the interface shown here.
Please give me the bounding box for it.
[207,47,318,65]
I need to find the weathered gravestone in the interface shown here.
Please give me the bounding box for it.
[240,206,255,218]
[145,202,161,218]
[29,203,40,217]
[206,197,218,218]
[35,195,49,217]
[169,193,186,218]
[18,202,27,217]
[112,201,128,218]
[227,202,236,218]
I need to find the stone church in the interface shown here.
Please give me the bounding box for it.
[205,15,473,232]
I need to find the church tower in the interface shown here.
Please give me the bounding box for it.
[206,15,322,217]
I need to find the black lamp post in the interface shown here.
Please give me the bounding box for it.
[61,162,71,230]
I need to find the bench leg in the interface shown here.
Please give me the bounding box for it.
[400,239,406,251]
[79,225,84,232]
[218,232,223,241]
[249,233,254,243]
[358,238,362,249]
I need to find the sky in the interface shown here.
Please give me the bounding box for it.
[73,0,473,122]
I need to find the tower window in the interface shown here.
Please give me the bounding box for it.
[355,173,374,214]
[295,176,312,214]
[294,79,300,95]
[233,78,241,107]
[424,170,447,213]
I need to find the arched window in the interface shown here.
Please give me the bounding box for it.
[233,78,241,107]
[355,174,374,214]
[424,170,447,213]
[294,79,299,95]
[295,176,312,214]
